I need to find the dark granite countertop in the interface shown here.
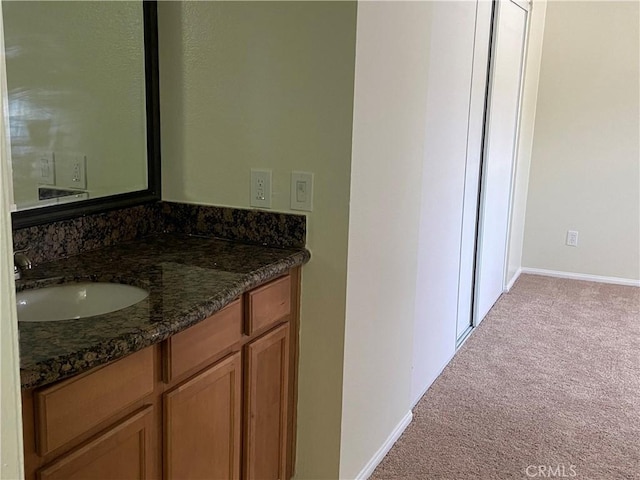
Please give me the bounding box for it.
[18,234,310,390]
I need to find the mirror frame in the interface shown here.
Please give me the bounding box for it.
[10,1,161,229]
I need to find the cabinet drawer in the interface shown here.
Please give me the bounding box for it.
[165,299,242,382]
[245,275,291,335]
[34,347,154,456]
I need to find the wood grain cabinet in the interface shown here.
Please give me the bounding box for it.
[245,323,290,480]
[22,268,301,480]
[38,407,155,480]
[164,352,242,480]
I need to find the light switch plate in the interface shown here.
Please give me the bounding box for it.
[37,152,55,185]
[250,169,272,208]
[290,171,313,211]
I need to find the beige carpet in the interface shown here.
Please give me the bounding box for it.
[371,274,640,480]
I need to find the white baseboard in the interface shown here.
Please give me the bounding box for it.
[505,267,523,292]
[521,267,640,287]
[355,411,413,480]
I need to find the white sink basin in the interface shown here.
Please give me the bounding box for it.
[16,282,149,322]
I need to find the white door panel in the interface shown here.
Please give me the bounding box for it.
[411,0,492,404]
[456,0,494,342]
[475,0,528,324]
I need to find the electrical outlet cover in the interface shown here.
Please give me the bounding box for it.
[54,153,87,190]
[250,169,272,208]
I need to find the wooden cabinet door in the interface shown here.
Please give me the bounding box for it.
[164,352,242,480]
[38,406,155,480]
[244,323,290,480]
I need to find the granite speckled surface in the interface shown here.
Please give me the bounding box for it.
[13,202,306,265]
[13,204,162,265]
[161,202,306,249]
[17,234,310,390]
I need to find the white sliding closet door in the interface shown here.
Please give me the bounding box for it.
[475,0,529,324]
[455,0,493,342]
[411,0,492,405]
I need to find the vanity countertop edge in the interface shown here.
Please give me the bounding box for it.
[17,233,310,390]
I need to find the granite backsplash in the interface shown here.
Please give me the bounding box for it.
[160,202,306,249]
[13,202,306,265]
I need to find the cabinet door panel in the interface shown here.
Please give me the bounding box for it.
[38,406,154,480]
[244,323,290,480]
[164,352,242,480]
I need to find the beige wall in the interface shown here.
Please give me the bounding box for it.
[0,4,24,477]
[3,1,147,206]
[340,3,433,477]
[522,1,640,281]
[0,151,24,480]
[158,3,357,478]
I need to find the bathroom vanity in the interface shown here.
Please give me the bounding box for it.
[17,233,309,480]
[6,1,311,476]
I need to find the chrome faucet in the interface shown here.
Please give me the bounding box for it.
[14,249,32,280]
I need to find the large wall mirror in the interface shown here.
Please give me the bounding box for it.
[4,0,160,229]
